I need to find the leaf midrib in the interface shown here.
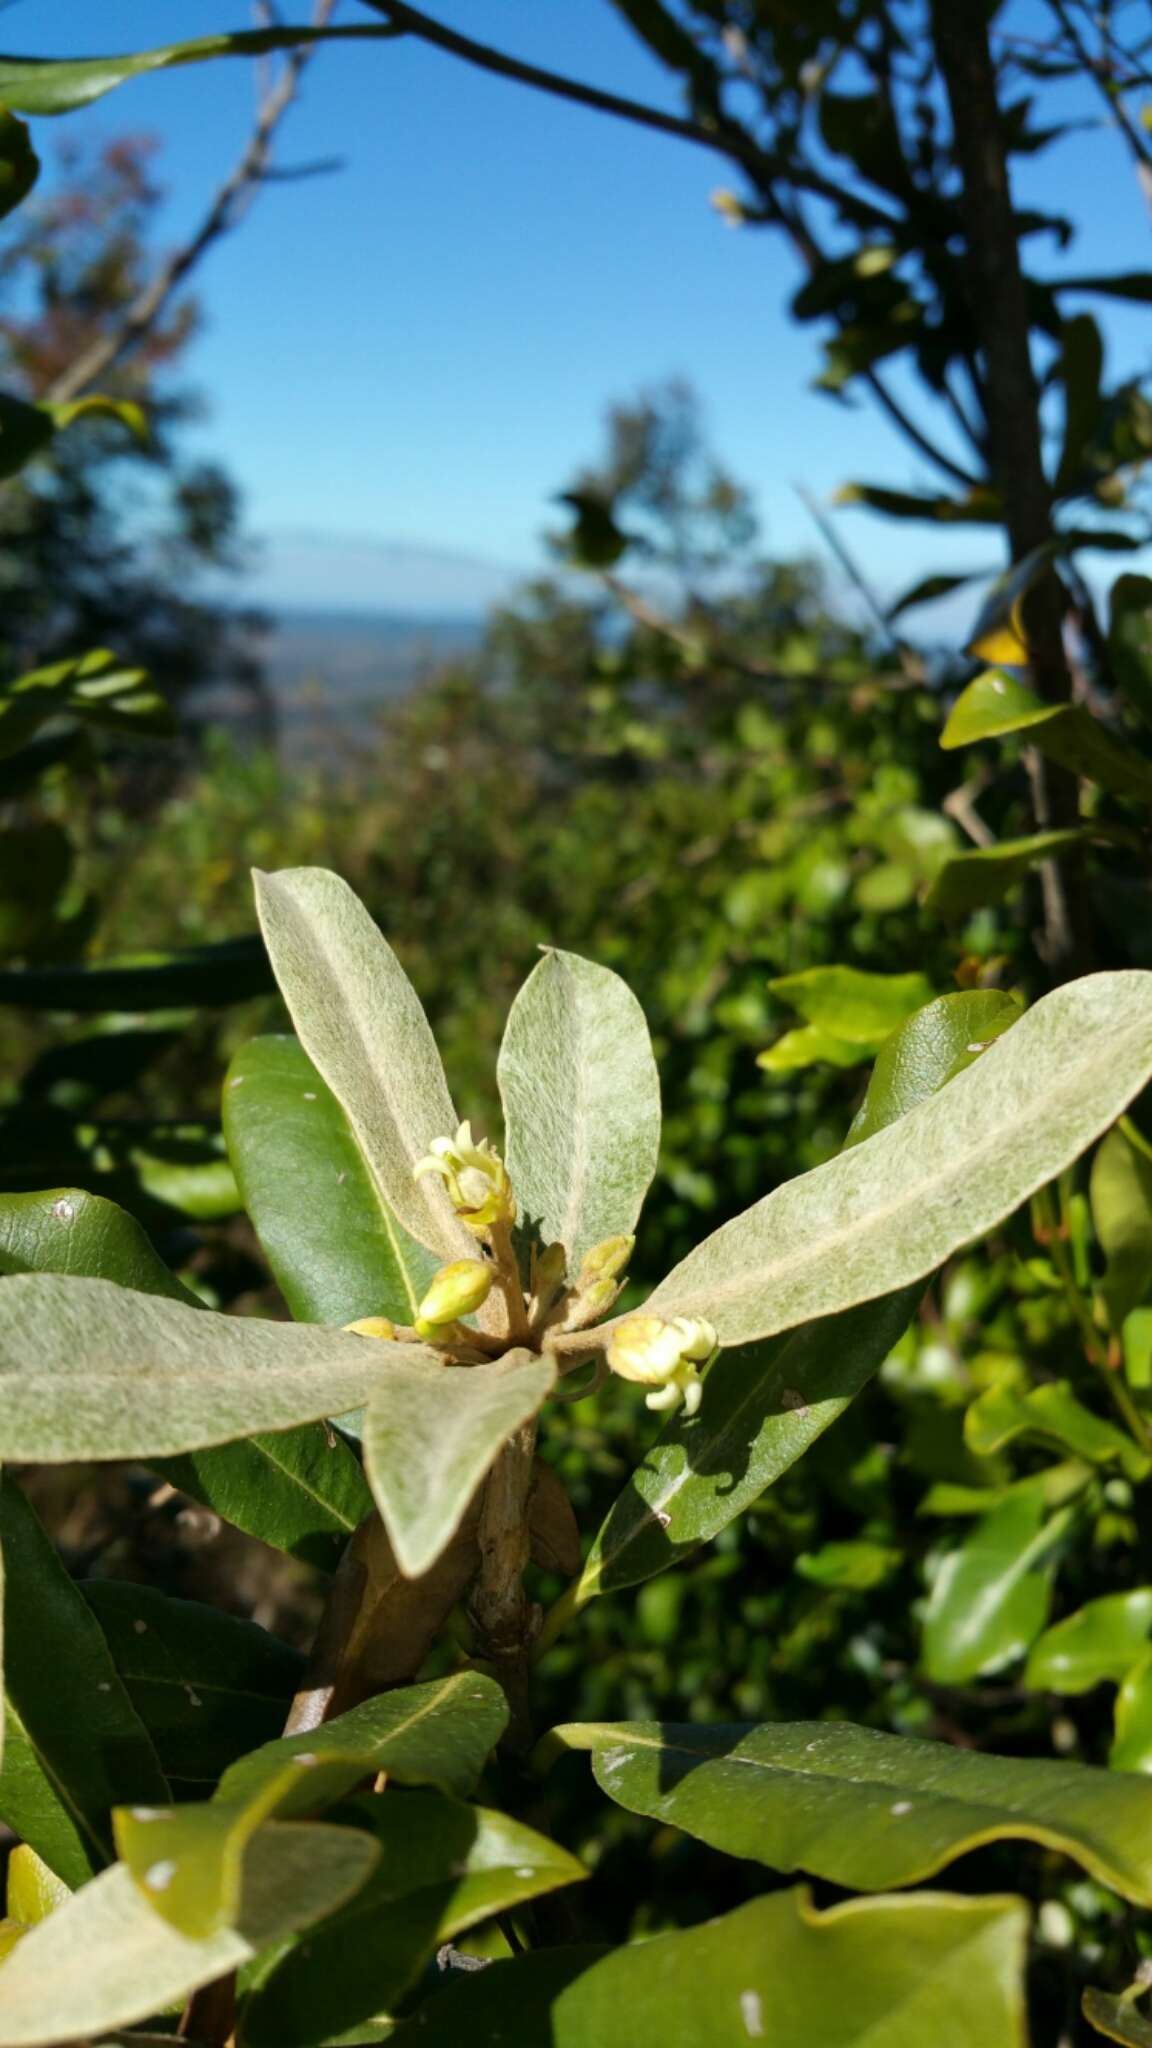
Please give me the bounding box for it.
[261,877,456,1258]
[584,1724,1137,1852]
[653,1000,1151,1324]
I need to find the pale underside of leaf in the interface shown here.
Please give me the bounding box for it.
[363,1348,557,1577]
[0,1824,379,2048]
[498,948,660,1271]
[253,867,475,1261]
[0,1274,440,1461]
[638,972,1152,1347]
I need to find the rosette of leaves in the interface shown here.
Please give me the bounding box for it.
[3,869,1152,2043]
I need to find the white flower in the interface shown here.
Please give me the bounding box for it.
[414,1120,515,1235]
[606,1313,718,1417]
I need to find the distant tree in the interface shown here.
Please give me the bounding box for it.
[0,134,268,737]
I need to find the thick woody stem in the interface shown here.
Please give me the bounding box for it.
[466,1421,539,1750]
[930,0,1092,978]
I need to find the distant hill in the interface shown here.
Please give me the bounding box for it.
[250,607,485,761]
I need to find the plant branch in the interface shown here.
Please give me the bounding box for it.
[356,0,902,233]
[931,0,1091,977]
[45,0,339,406]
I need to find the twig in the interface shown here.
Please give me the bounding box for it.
[45,0,339,405]
[355,0,901,233]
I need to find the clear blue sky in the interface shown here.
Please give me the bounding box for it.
[9,1,1152,617]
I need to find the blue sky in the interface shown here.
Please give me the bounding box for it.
[8,1,1152,618]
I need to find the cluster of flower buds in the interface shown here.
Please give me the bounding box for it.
[413,1258,493,1341]
[606,1313,718,1417]
[415,1121,515,1237]
[567,1234,633,1328]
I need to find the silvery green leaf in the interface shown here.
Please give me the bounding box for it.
[637,972,1152,1348]
[363,1348,556,1577]
[498,948,659,1269]
[0,1825,378,2048]
[253,868,474,1260]
[0,1274,438,1461]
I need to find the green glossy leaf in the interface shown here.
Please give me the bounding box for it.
[0,1187,196,1302]
[0,1478,168,1889]
[845,990,1022,1147]
[242,1790,586,2048]
[157,1428,373,1572]
[113,1670,511,1955]
[363,1349,556,1577]
[1109,574,1152,729]
[498,948,660,1271]
[0,1180,373,1568]
[224,1034,437,1328]
[5,1848,68,1928]
[1092,1125,1152,1331]
[1025,1591,1152,1695]
[128,1129,238,1221]
[941,669,1152,802]
[253,867,475,1262]
[0,1274,437,1461]
[756,1023,866,1073]
[921,1490,1070,1684]
[0,650,169,760]
[835,481,1002,523]
[795,1538,900,1588]
[578,1290,918,1602]
[221,1672,506,1809]
[0,1823,379,2048]
[545,1715,1152,1901]
[636,972,1152,1349]
[79,1584,303,1791]
[1084,1985,1152,2045]
[1110,1648,1152,1771]
[0,935,272,1013]
[965,1378,1150,1481]
[886,567,989,620]
[768,965,934,1044]
[391,1887,1027,2048]
[924,829,1090,918]
[0,25,403,114]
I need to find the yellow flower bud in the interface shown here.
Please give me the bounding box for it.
[414,1120,515,1236]
[577,1234,634,1290]
[606,1313,718,1418]
[414,1258,493,1339]
[342,1317,397,1341]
